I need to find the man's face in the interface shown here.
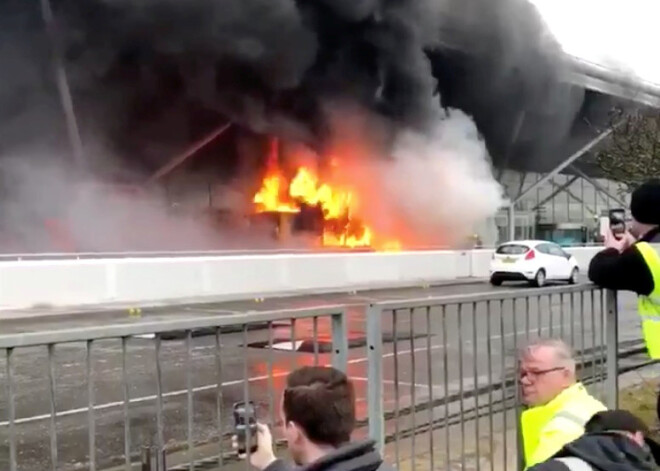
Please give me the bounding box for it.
[519,347,573,406]
[280,397,305,465]
[629,218,643,239]
[629,217,659,239]
[625,431,646,448]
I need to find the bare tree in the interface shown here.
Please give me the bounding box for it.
[595,108,660,192]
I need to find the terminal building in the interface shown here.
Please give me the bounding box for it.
[488,58,660,246]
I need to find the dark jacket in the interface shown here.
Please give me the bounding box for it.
[588,228,660,296]
[529,433,656,471]
[264,440,393,471]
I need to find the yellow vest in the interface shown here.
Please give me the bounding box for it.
[636,242,660,359]
[521,382,606,468]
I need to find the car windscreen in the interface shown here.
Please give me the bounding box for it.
[495,244,529,255]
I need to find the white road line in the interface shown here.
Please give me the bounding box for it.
[350,376,435,389]
[0,321,574,427]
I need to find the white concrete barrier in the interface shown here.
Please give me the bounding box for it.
[0,247,604,310]
[566,247,603,272]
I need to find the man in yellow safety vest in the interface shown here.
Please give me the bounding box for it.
[520,339,606,468]
[589,179,660,359]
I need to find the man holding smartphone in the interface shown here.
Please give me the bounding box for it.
[234,366,392,471]
[589,178,660,360]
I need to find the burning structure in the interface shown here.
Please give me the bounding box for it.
[251,137,401,250]
[0,0,602,252]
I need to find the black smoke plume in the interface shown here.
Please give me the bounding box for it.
[1,0,580,171]
[45,0,441,169]
[0,0,588,251]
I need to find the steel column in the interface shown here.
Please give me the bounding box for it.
[549,180,597,216]
[570,166,627,208]
[40,0,84,166]
[513,129,616,205]
[532,175,580,211]
[508,204,516,241]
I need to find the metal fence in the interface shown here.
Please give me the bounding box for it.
[0,284,624,471]
[365,285,618,471]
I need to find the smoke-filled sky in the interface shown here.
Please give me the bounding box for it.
[49,0,444,164]
[530,0,660,85]
[0,0,605,251]
[0,0,580,171]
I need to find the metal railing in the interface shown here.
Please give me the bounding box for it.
[0,284,627,471]
[365,285,618,471]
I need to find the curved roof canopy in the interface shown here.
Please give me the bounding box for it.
[530,0,660,108]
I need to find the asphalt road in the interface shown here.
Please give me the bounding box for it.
[0,281,642,471]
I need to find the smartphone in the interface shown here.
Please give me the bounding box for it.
[234,401,258,454]
[609,209,626,237]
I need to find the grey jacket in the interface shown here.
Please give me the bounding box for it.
[264,439,393,471]
[529,433,656,471]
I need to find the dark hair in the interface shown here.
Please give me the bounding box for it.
[585,410,649,435]
[283,366,355,447]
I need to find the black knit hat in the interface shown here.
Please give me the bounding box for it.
[585,410,650,435]
[631,179,660,225]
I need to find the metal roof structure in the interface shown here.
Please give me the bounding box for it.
[499,57,660,239]
[565,56,660,109]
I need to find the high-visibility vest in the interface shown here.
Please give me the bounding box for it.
[636,242,660,359]
[521,382,606,468]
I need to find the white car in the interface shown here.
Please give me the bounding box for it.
[489,240,580,287]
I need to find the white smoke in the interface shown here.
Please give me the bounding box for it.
[325,103,505,248]
[0,152,289,253]
[380,109,505,246]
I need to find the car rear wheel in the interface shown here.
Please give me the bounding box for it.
[568,267,579,285]
[490,276,503,286]
[530,269,546,288]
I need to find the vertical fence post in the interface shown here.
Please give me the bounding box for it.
[331,310,348,372]
[154,336,164,465]
[605,289,619,408]
[366,304,384,453]
[6,348,17,471]
[141,446,151,471]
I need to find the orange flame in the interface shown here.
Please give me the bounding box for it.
[253,173,299,213]
[253,164,399,250]
[290,168,351,219]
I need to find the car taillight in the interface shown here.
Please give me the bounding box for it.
[525,250,535,260]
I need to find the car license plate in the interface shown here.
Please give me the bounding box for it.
[503,257,515,263]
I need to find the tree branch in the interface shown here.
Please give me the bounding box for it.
[595,109,660,192]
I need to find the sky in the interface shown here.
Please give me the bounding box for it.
[528,0,660,85]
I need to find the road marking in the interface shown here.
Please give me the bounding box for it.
[351,376,438,390]
[0,371,435,427]
[0,321,575,427]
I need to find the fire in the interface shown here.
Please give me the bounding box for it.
[253,173,299,213]
[253,164,399,250]
[290,168,351,220]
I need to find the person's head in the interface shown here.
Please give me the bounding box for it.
[280,366,355,465]
[519,339,576,406]
[585,410,649,448]
[629,179,660,239]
